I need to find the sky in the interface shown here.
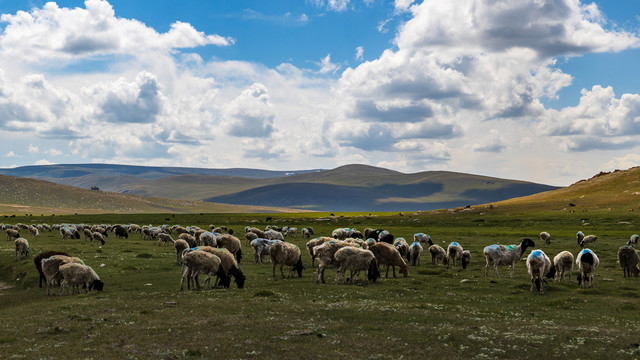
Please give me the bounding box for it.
[0,0,639,186]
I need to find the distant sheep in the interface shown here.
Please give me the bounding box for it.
[428,244,448,266]
[302,227,314,238]
[14,238,29,260]
[378,230,394,244]
[576,248,599,288]
[414,233,433,246]
[114,226,128,239]
[333,246,380,284]
[627,234,639,246]
[157,233,175,246]
[6,228,20,242]
[59,263,104,295]
[539,232,551,245]
[461,250,471,270]
[29,225,40,238]
[483,238,535,278]
[270,240,304,280]
[550,250,574,281]
[408,242,423,266]
[617,245,640,278]
[265,229,285,241]
[83,228,93,242]
[526,249,552,294]
[576,231,597,248]
[92,232,106,245]
[369,242,409,278]
[174,239,189,264]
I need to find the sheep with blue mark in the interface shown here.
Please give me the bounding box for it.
[576,248,599,288]
[484,238,535,278]
[270,240,304,280]
[393,237,410,259]
[617,245,639,278]
[526,249,552,294]
[408,241,423,266]
[414,233,433,246]
[550,251,574,281]
[333,246,380,285]
[576,231,597,248]
[378,230,394,244]
[428,244,448,266]
[446,242,465,269]
[157,233,175,246]
[199,231,218,247]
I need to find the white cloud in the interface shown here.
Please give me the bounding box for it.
[46,148,63,156]
[34,159,54,165]
[355,46,364,61]
[28,144,39,153]
[223,83,276,137]
[308,0,350,12]
[394,0,415,13]
[317,54,340,74]
[6,151,17,157]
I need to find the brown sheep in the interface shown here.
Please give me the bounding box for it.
[369,242,409,278]
[216,234,243,263]
[269,240,304,280]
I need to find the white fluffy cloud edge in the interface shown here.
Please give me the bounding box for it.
[0,0,639,186]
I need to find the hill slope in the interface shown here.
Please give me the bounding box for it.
[0,175,303,215]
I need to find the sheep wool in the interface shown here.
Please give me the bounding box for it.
[483,238,535,278]
[14,238,29,260]
[526,249,551,294]
[617,245,640,278]
[270,240,304,280]
[333,246,380,284]
[59,263,104,295]
[369,242,409,278]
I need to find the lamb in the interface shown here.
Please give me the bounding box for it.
[313,240,354,283]
[92,231,106,245]
[34,251,69,288]
[270,240,304,280]
[576,231,597,248]
[428,244,448,266]
[216,234,243,263]
[414,233,433,246]
[446,242,467,269]
[368,242,409,278]
[250,238,276,263]
[6,228,20,242]
[576,248,599,288]
[550,251,574,281]
[191,246,245,288]
[59,263,104,295]
[180,250,222,291]
[306,237,332,266]
[526,249,552,294]
[408,241,423,266]
[14,238,29,260]
[174,239,189,264]
[627,234,639,246]
[393,238,410,259]
[157,233,175,246]
[41,255,85,295]
[333,246,380,284]
[539,231,551,245]
[483,238,536,278]
[617,245,640,278]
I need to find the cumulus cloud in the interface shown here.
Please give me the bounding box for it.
[317,54,341,74]
[355,46,364,61]
[223,83,276,137]
[0,0,233,64]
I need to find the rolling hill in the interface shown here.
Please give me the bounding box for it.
[0,175,304,215]
[0,163,560,212]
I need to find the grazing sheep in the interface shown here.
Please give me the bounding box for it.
[369,242,409,278]
[200,231,217,247]
[284,227,298,238]
[483,238,536,278]
[576,231,597,248]
[92,232,106,245]
[14,238,29,260]
[114,226,128,239]
[302,227,314,238]
[408,241,423,266]
[617,245,640,278]
[157,233,175,246]
[265,229,285,241]
[174,239,189,264]
[550,251,574,281]
[180,250,223,291]
[428,244,448,266]
[178,233,197,248]
[6,228,20,242]
[250,238,277,263]
[414,233,433,246]
[447,242,464,269]
[29,225,40,238]
[246,227,267,239]
[59,263,104,295]
[306,237,332,266]
[245,231,258,246]
[539,232,551,245]
[313,240,354,284]
[270,240,304,280]
[627,234,639,246]
[393,237,410,259]
[378,230,394,244]
[34,251,69,288]
[576,248,599,288]
[41,255,85,295]
[526,249,552,294]
[83,228,93,241]
[333,246,380,284]
[461,250,471,270]
[192,247,245,288]
[216,234,243,263]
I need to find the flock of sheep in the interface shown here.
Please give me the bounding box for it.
[3,221,640,296]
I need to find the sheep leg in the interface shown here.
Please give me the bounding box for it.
[280,264,286,279]
[334,266,344,285]
[509,263,515,278]
[385,265,390,278]
[180,268,190,291]
[272,262,277,280]
[392,265,397,278]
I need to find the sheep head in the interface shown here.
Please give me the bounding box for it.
[89,279,104,292]
[546,264,556,279]
[230,267,246,289]
[399,264,409,277]
[367,259,380,282]
[520,238,535,252]
[293,256,305,277]
[461,250,471,269]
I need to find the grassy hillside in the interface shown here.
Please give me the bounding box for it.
[0,175,304,215]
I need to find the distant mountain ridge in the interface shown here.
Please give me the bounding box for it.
[0,163,560,212]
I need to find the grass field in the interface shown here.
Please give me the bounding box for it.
[1,208,640,359]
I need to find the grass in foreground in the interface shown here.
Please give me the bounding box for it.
[1,209,640,359]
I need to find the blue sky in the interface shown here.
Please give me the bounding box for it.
[0,0,639,185]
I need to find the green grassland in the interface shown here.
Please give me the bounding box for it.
[1,207,640,359]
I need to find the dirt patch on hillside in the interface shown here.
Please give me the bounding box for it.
[0,281,13,294]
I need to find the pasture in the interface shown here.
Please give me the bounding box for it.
[1,208,640,359]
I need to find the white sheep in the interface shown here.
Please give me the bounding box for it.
[157,233,175,246]
[59,263,104,295]
[313,240,355,284]
[576,231,597,248]
[250,238,277,264]
[269,240,304,280]
[428,244,448,266]
[576,248,599,288]
[526,249,551,294]
[6,228,20,242]
[617,245,640,278]
[92,232,106,245]
[29,225,40,238]
[414,233,433,246]
[539,231,551,245]
[333,246,380,284]
[265,229,285,241]
[14,238,29,260]
[483,238,536,278]
[627,234,639,246]
[41,255,85,296]
[180,250,222,291]
[174,239,189,264]
[199,231,218,247]
[446,242,464,269]
[306,237,332,267]
[408,241,423,266]
[393,237,410,259]
[550,251,574,281]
